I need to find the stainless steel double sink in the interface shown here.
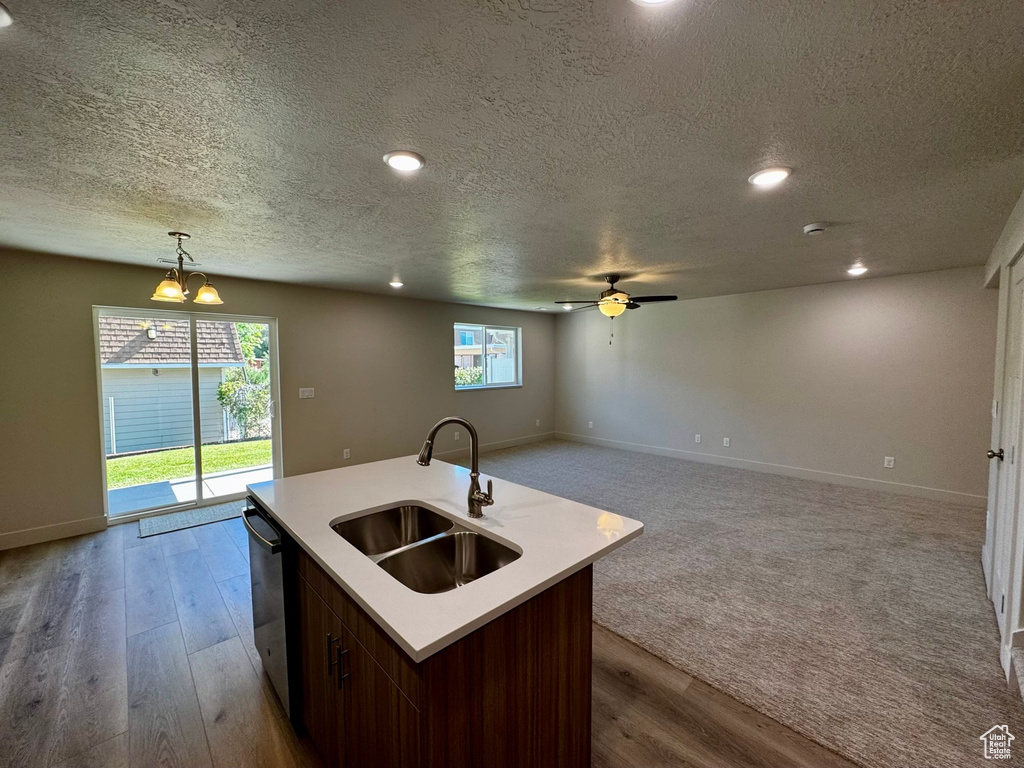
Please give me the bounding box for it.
[331,504,521,594]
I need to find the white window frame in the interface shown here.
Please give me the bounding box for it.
[454,323,523,390]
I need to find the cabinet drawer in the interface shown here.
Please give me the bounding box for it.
[298,548,422,706]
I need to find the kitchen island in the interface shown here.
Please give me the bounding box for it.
[246,455,642,768]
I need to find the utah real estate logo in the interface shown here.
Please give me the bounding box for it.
[980,725,1015,760]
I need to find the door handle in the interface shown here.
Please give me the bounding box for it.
[336,647,350,690]
[327,633,341,674]
[988,449,1005,461]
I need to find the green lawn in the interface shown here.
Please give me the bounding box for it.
[106,439,272,489]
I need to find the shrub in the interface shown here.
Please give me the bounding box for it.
[218,366,271,439]
[455,366,483,387]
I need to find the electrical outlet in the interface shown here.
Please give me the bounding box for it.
[535,419,541,427]
[884,456,895,469]
[454,431,460,441]
[723,437,730,447]
[588,421,594,429]
[694,434,701,444]
[343,448,351,460]
[298,387,315,399]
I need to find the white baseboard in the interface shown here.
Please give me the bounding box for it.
[0,516,107,551]
[435,431,555,461]
[555,432,987,508]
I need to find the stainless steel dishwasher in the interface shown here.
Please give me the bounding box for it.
[242,497,296,719]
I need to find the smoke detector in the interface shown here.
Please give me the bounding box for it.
[803,222,829,235]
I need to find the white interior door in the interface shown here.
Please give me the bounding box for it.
[991,264,1024,641]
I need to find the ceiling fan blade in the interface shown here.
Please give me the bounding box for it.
[554,301,599,307]
[629,295,678,303]
[625,302,641,309]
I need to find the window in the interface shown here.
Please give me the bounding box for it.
[454,323,521,389]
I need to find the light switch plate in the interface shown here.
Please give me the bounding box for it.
[343,448,351,460]
[694,434,701,444]
[884,456,895,469]
[299,388,315,399]
[723,437,730,447]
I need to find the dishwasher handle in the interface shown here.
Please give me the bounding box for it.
[242,504,282,554]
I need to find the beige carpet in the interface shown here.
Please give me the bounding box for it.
[476,439,1022,768]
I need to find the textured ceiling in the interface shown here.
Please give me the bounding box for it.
[1,0,1023,309]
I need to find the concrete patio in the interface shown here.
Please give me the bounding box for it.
[107,464,273,516]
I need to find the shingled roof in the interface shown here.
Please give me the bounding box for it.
[99,316,244,366]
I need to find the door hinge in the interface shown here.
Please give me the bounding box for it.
[1001,594,1006,614]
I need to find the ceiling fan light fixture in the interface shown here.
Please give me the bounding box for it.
[0,3,13,28]
[599,299,627,318]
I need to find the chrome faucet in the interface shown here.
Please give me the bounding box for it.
[417,417,494,518]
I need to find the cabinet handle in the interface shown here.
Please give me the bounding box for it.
[336,648,350,690]
[327,633,341,675]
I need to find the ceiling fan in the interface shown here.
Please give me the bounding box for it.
[555,275,678,317]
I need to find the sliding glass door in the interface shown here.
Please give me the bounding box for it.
[197,319,274,499]
[96,308,279,518]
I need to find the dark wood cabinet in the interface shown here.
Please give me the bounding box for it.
[341,624,421,768]
[298,577,348,767]
[295,550,591,768]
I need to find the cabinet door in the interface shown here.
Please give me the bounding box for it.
[299,578,347,767]
[341,625,420,768]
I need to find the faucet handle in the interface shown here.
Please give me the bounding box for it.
[484,479,495,505]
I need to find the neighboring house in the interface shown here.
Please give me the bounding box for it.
[453,327,510,368]
[99,316,245,455]
[453,326,515,384]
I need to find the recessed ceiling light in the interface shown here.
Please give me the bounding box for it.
[748,167,791,188]
[0,3,13,28]
[534,306,549,311]
[383,150,425,172]
[562,304,573,311]
[847,265,868,277]
[389,280,404,288]
[630,0,674,5]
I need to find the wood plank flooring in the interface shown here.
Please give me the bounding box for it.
[0,520,858,768]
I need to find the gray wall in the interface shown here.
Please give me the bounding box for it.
[101,367,226,455]
[0,249,555,546]
[554,267,997,504]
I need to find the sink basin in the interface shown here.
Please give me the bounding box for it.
[332,505,454,557]
[378,531,521,594]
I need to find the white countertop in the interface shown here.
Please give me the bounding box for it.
[247,456,643,662]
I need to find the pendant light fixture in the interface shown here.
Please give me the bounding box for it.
[150,232,224,305]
